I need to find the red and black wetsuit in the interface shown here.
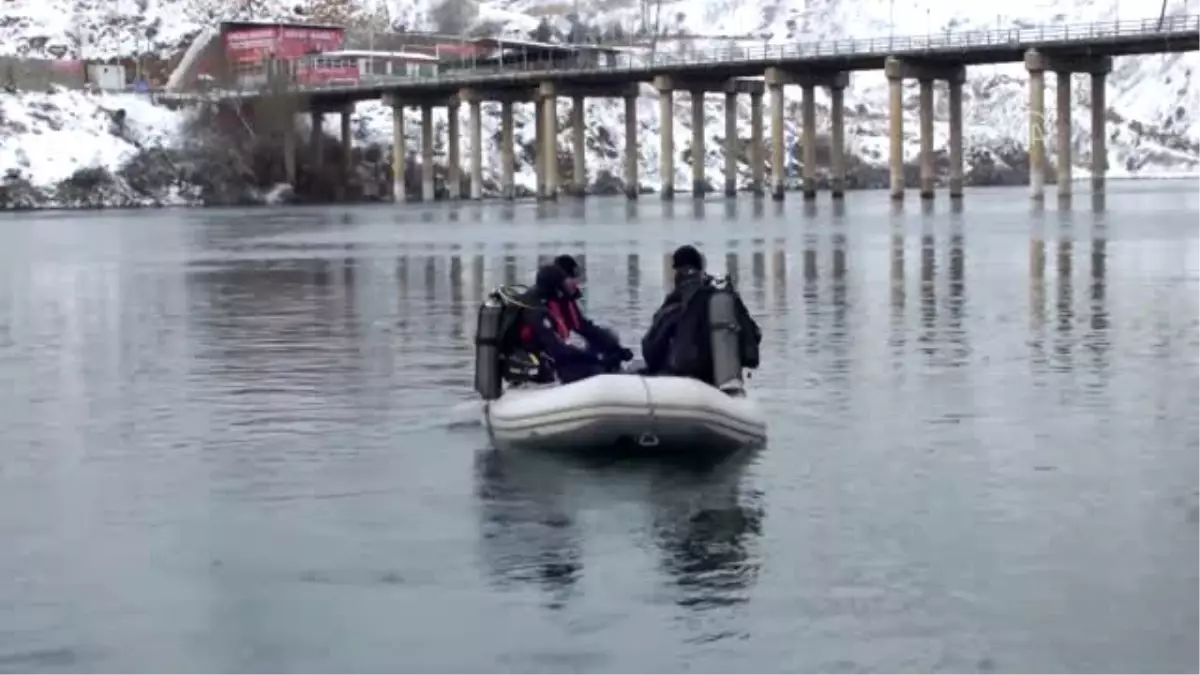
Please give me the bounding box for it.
[518,267,622,384]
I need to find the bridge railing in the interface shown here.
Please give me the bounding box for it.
[165,14,1199,99]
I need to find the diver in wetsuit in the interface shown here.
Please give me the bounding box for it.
[553,253,633,365]
[519,264,633,384]
[641,245,761,385]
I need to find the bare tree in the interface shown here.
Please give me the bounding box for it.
[64,21,86,59]
[467,20,504,37]
[306,0,367,26]
[354,2,392,31]
[530,17,554,42]
[183,0,267,26]
[639,0,662,53]
[429,0,480,36]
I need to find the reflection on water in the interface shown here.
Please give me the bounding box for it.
[1031,210,1047,334]
[474,449,764,614]
[920,215,937,352]
[474,449,584,609]
[890,205,906,313]
[1090,223,1108,332]
[0,184,1194,673]
[626,253,640,308]
[801,230,819,361]
[1026,203,1111,375]
[647,453,764,613]
[1055,211,1076,361]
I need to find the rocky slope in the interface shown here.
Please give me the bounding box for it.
[0,0,1196,208]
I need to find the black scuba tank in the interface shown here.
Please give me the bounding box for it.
[474,293,505,400]
[707,277,744,393]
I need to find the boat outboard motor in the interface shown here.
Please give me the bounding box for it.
[474,293,506,401]
[708,278,744,393]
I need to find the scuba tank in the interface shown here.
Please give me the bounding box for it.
[707,276,745,393]
[473,284,532,400]
[473,293,506,401]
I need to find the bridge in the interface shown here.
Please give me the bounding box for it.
[165,15,1200,204]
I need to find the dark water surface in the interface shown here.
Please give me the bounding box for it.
[0,183,1196,673]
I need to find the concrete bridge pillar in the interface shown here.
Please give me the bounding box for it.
[801,84,817,200]
[1025,50,1047,201]
[886,58,964,201]
[1026,51,1112,198]
[691,90,706,197]
[948,68,965,199]
[469,98,483,200]
[749,91,764,195]
[500,101,515,200]
[830,83,846,199]
[571,95,587,196]
[539,82,558,200]
[310,111,324,168]
[624,93,639,200]
[885,57,905,201]
[756,70,849,201]
[918,78,935,200]
[447,100,461,199]
[420,104,435,202]
[1056,72,1072,199]
[654,75,676,200]
[1090,63,1111,194]
[340,109,352,184]
[385,98,406,202]
[535,101,545,197]
[764,71,785,201]
[724,91,737,197]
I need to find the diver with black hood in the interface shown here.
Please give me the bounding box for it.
[553,254,585,302]
[553,253,632,362]
[517,263,634,384]
[641,245,761,388]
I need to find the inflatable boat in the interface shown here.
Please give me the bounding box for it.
[482,373,767,452]
[472,279,768,453]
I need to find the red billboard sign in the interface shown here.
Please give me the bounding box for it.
[295,62,359,85]
[224,27,276,64]
[223,25,345,64]
[277,27,344,59]
[435,43,487,58]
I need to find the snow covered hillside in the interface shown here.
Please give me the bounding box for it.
[0,0,1196,208]
[0,90,187,208]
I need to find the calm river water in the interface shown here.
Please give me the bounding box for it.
[0,183,1196,673]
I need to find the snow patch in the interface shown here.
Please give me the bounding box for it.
[0,89,184,186]
[0,0,1196,206]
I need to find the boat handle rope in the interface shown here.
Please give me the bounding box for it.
[636,375,660,448]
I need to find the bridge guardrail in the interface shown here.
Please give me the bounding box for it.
[163,14,1199,100]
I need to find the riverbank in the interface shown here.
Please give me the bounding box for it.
[1,82,1197,211]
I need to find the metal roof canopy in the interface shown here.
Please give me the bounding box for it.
[220,20,347,32]
[318,49,441,61]
[467,37,621,54]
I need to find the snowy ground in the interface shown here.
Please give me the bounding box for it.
[0,0,1197,205]
[0,90,184,188]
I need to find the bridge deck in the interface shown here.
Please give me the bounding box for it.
[163,14,1199,105]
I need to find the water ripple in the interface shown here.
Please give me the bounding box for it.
[0,186,1195,672]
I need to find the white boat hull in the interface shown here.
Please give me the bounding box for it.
[482,374,767,453]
